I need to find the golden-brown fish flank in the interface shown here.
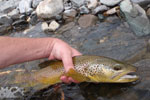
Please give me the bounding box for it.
[15,55,139,91]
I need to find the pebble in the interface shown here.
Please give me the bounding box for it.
[147,8,150,18]
[87,0,98,9]
[104,6,119,16]
[78,14,98,28]
[49,20,60,31]
[70,0,85,7]
[79,5,90,14]
[36,0,64,19]
[18,0,33,14]
[63,9,77,18]
[100,0,122,6]
[93,5,109,14]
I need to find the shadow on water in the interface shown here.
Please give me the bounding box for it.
[27,81,149,100]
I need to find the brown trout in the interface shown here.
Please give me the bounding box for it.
[15,55,139,91]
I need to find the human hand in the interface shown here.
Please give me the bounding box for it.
[48,38,82,84]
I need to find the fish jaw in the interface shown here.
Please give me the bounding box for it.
[112,70,139,83]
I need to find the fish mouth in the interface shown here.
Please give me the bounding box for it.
[117,71,139,83]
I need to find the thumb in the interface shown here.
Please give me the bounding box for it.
[62,54,74,72]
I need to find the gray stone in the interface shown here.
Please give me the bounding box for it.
[63,9,77,18]
[100,0,122,6]
[0,0,21,13]
[0,24,12,35]
[78,14,98,28]
[93,5,109,14]
[120,0,150,36]
[18,0,33,14]
[32,0,43,8]
[7,9,20,19]
[70,0,85,7]
[0,16,13,25]
[36,0,64,19]
[79,6,90,14]
[64,2,72,10]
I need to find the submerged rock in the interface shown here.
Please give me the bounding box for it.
[100,0,122,6]
[120,0,150,37]
[36,0,64,19]
[78,14,98,28]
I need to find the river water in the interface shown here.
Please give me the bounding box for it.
[0,16,150,100]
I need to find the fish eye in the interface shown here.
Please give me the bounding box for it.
[113,65,122,71]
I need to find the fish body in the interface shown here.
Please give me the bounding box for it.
[15,55,139,91]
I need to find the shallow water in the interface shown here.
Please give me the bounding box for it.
[1,16,150,100]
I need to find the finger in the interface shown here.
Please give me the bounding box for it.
[62,52,74,72]
[71,48,82,57]
[60,76,71,84]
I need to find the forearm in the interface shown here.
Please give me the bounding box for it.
[0,36,54,68]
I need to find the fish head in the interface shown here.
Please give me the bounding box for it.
[86,58,139,83]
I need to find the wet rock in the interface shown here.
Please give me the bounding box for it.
[32,0,43,8]
[79,6,90,14]
[0,25,12,35]
[100,0,122,6]
[63,9,77,18]
[64,1,72,10]
[7,9,20,20]
[36,0,64,19]
[12,19,29,30]
[0,16,13,25]
[49,20,60,31]
[78,14,98,28]
[120,0,150,36]
[70,0,85,7]
[18,0,33,14]
[98,14,105,21]
[87,0,98,9]
[0,0,21,13]
[56,22,75,34]
[147,8,150,18]
[28,12,39,25]
[92,5,109,14]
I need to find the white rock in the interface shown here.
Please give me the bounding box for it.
[42,22,49,31]
[49,20,60,31]
[87,0,98,9]
[18,0,33,14]
[36,0,64,19]
[100,0,122,6]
